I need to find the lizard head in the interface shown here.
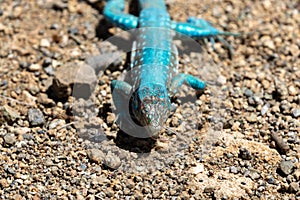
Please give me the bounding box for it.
[130,83,171,136]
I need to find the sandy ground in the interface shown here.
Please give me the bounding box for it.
[0,0,299,199]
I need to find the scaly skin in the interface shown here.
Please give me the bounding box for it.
[104,0,236,137]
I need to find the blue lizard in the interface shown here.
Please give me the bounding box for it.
[104,0,237,137]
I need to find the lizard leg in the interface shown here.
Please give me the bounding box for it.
[170,73,206,94]
[186,17,235,55]
[110,80,132,123]
[171,17,239,56]
[104,0,138,30]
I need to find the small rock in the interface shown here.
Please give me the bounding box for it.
[294,170,300,181]
[288,85,297,96]
[292,108,300,118]
[204,186,215,193]
[51,61,97,100]
[244,89,253,97]
[288,182,299,193]
[279,160,294,176]
[37,93,55,106]
[271,132,289,154]
[22,134,34,140]
[106,113,115,124]
[229,166,239,174]
[289,44,299,57]
[28,108,45,126]
[217,75,227,85]
[44,66,55,76]
[3,133,16,146]
[44,158,54,166]
[189,163,204,174]
[275,84,288,100]
[126,179,135,189]
[261,103,270,115]
[28,63,42,71]
[104,151,121,169]
[248,169,261,180]
[239,147,252,160]
[50,23,59,29]
[48,119,66,129]
[246,113,257,123]
[105,187,114,197]
[231,121,240,131]
[261,36,275,50]
[267,176,276,184]
[0,179,9,188]
[133,191,143,200]
[87,149,105,164]
[0,105,20,124]
[40,38,51,47]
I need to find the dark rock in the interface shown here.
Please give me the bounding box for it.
[239,148,252,160]
[279,160,294,176]
[28,108,45,126]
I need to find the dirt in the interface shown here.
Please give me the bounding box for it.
[0,0,299,199]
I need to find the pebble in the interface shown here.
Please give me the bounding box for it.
[204,186,215,193]
[42,57,52,67]
[271,132,289,154]
[52,61,97,100]
[40,38,51,47]
[87,149,105,164]
[248,170,261,180]
[0,179,9,188]
[37,93,55,106]
[244,89,253,97]
[288,182,299,193]
[292,108,300,118]
[279,160,294,176]
[217,75,227,85]
[0,105,20,124]
[50,23,59,29]
[27,108,45,126]
[289,44,299,57]
[44,66,55,76]
[188,163,204,174]
[288,85,297,96]
[229,166,239,174]
[0,0,300,199]
[246,113,257,123]
[103,151,121,169]
[239,148,252,160]
[28,63,42,71]
[3,133,16,146]
[294,170,300,181]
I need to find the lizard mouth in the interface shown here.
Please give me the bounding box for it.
[130,84,171,136]
[132,99,170,136]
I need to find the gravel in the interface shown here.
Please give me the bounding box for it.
[0,0,299,199]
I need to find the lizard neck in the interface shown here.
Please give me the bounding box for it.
[138,0,167,10]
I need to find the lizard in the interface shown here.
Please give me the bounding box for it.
[103,0,237,138]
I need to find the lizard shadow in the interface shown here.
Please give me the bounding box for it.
[98,101,156,153]
[114,130,156,153]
